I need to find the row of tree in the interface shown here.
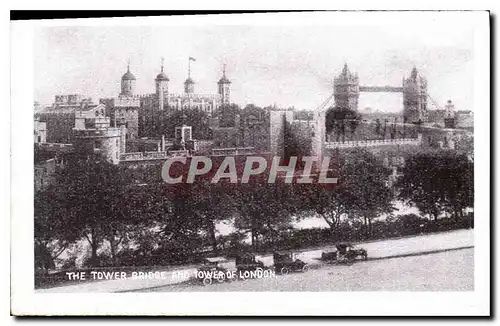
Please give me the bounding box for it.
[35,147,473,272]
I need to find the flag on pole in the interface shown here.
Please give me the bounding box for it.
[189,57,196,62]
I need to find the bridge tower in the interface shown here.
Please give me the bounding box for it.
[334,63,360,111]
[403,67,428,124]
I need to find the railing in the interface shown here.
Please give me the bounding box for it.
[36,143,73,148]
[211,147,256,156]
[120,150,191,162]
[144,151,169,159]
[120,152,144,161]
[167,93,221,100]
[120,151,171,161]
[167,150,190,157]
[120,146,262,162]
[324,137,421,149]
[35,143,74,152]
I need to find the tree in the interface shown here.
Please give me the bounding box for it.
[157,109,212,140]
[295,149,394,239]
[188,180,237,253]
[34,189,77,273]
[146,183,204,259]
[393,214,429,236]
[396,150,474,224]
[234,179,296,251]
[325,106,362,141]
[341,149,395,237]
[215,103,241,128]
[217,231,247,255]
[42,157,139,267]
[295,183,357,236]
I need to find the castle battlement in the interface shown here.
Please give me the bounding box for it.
[114,96,141,107]
[74,127,121,138]
[325,136,422,149]
[167,93,222,101]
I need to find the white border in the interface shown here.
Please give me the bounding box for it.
[10,11,490,316]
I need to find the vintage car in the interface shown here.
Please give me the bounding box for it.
[235,252,266,274]
[321,243,368,264]
[273,251,309,274]
[197,257,229,286]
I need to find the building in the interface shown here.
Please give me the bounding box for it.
[36,94,96,143]
[34,117,47,143]
[427,110,447,127]
[53,94,94,110]
[73,104,123,164]
[136,61,232,138]
[99,64,141,143]
[455,110,474,129]
[239,105,272,151]
[100,96,140,141]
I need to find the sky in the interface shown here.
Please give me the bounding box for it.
[34,19,475,112]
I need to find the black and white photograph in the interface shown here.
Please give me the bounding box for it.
[10,11,490,316]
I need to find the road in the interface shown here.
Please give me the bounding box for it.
[142,248,474,292]
[36,229,473,293]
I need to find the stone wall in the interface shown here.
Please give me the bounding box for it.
[37,112,75,143]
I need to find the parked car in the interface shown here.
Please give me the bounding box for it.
[197,257,229,286]
[273,251,309,274]
[235,252,266,273]
[321,243,368,264]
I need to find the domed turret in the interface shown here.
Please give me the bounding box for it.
[120,62,136,96]
[218,68,231,85]
[156,72,169,81]
[184,77,195,94]
[155,62,169,82]
[155,58,169,102]
[218,64,231,104]
[122,70,136,81]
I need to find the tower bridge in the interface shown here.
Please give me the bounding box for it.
[331,63,428,124]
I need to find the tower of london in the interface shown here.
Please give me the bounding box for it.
[100,59,232,139]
